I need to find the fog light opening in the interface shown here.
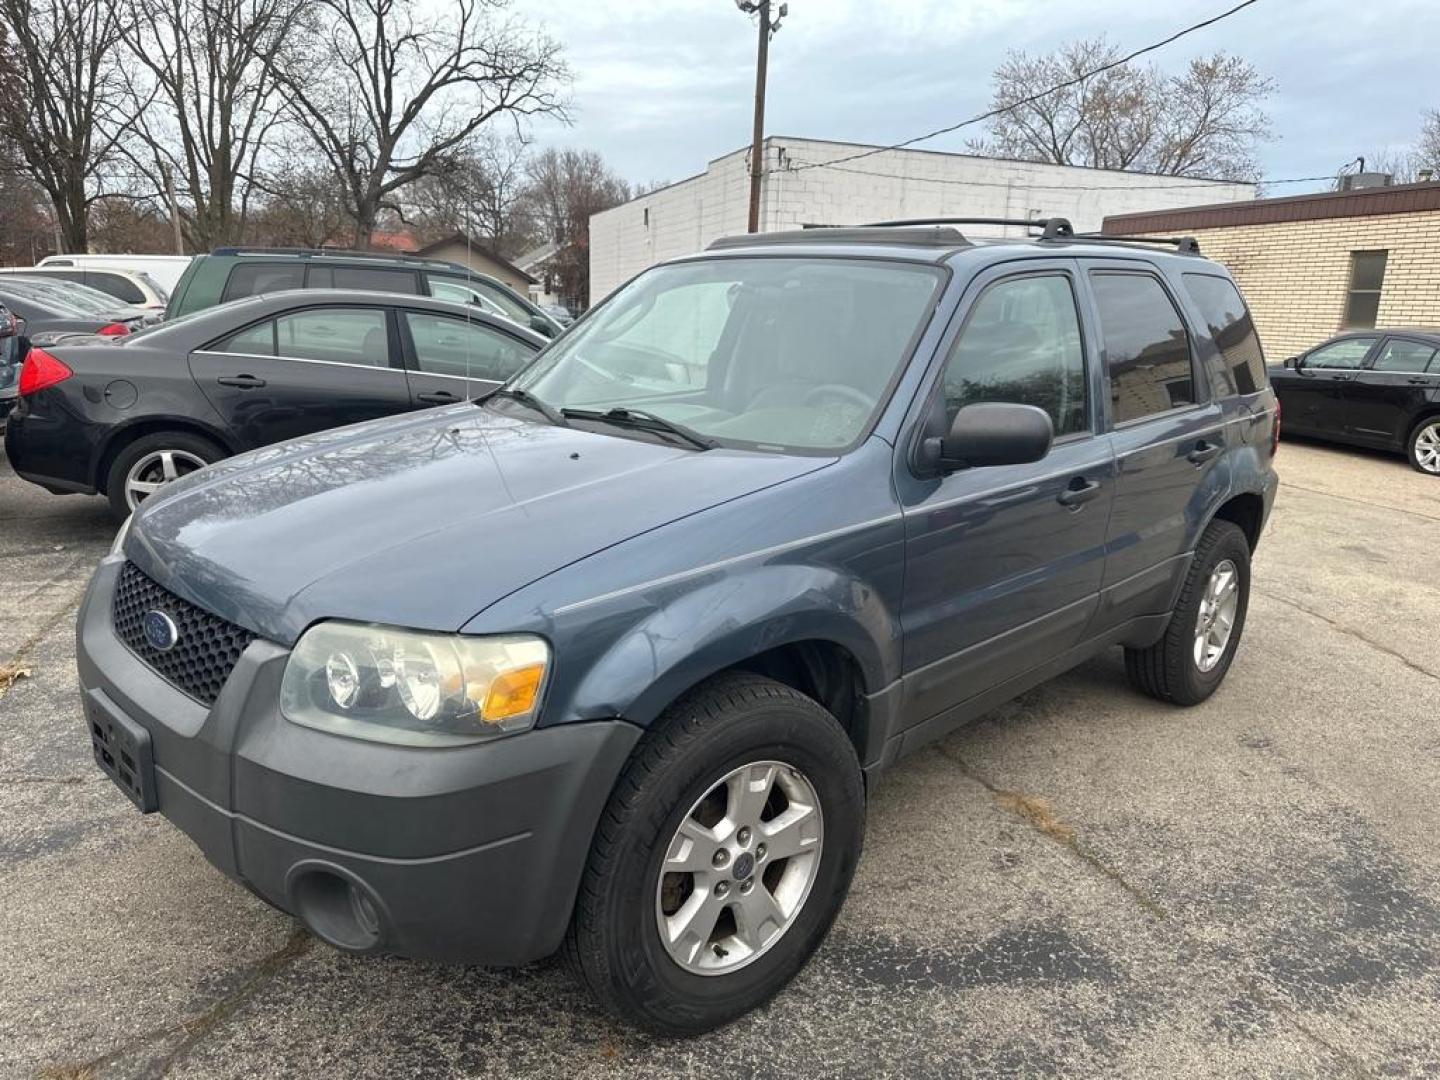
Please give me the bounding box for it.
[289,866,386,952]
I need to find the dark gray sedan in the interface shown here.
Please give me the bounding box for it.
[4,289,546,517]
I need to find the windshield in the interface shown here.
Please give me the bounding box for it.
[510,257,941,452]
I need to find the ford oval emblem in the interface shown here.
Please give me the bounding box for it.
[142,610,180,652]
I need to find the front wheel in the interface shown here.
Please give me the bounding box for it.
[564,672,864,1035]
[1125,519,1251,706]
[1407,416,1440,475]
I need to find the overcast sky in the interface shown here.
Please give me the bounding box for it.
[508,0,1437,197]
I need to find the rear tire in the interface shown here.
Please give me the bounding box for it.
[564,672,864,1035]
[105,431,224,521]
[1125,519,1251,706]
[1406,415,1440,476]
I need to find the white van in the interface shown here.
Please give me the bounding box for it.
[38,254,194,294]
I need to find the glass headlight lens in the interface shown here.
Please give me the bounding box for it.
[280,622,550,747]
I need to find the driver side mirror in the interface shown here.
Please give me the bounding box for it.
[1283,355,1300,369]
[923,402,1054,474]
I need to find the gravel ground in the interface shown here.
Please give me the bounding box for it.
[2,436,1438,1079]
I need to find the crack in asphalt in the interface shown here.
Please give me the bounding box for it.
[1,584,87,672]
[1279,481,1440,524]
[1255,588,1439,683]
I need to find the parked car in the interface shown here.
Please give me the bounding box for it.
[39,253,194,294]
[0,303,22,423]
[4,289,543,518]
[1269,329,1440,475]
[0,282,147,343]
[0,274,160,326]
[542,302,575,326]
[167,247,564,337]
[0,265,169,310]
[74,219,1277,1035]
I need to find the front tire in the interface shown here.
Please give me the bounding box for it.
[1125,519,1251,706]
[105,431,224,521]
[1407,416,1440,476]
[564,672,864,1035]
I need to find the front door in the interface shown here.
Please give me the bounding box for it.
[898,262,1115,724]
[1283,335,1379,436]
[189,304,412,449]
[1344,335,1439,446]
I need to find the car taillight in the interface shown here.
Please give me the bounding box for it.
[1271,398,1282,456]
[96,322,131,337]
[18,347,73,396]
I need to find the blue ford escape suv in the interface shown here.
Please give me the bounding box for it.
[76,218,1278,1034]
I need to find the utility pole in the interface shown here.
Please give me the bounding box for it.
[161,164,185,255]
[737,1,787,233]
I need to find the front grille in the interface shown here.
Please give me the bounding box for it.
[112,561,255,705]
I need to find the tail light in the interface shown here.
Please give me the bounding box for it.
[96,322,131,337]
[18,347,73,396]
[1271,398,1282,456]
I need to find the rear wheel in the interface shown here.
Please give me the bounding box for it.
[1407,416,1440,475]
[564,672,864,1035]
[105,431,224,521]
[1125,519,1251,705]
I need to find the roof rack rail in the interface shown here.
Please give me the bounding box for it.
[208,245,458,266]
[708,226,970,250]
[864,216,1075,240]
[1074,233,1202,255]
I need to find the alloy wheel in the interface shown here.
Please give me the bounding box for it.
[1194,558,1240,673]
[1414,421,1440,475]
[655,760,824,976]
[124,449,208,510]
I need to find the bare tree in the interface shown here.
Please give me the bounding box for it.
[279,0,567,247]
[523,147,629,310]
[0,0,136,251]
[0,157,57,262]
[401,133,537,253]
[1416,111,1440,179]
[971,38,1273,181]
[247,161,353,247]
[120,0,305,249]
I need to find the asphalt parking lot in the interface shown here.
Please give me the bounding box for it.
[3,438,1439,1079]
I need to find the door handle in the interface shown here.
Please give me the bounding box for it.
[1056,477,1102,509]
[216,374,265,389]
[1407,376,1433,385]
[1329,373,1356,382]
[417,390,461,404]
[1187,440,1223,466]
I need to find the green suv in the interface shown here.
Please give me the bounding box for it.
[167,247,563,337]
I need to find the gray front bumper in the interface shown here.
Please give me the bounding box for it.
[76,556,641,965]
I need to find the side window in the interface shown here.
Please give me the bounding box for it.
[428,279,509,318]
[403,311,535,382]
[1091,272,1196,424]
[323,266,420,294]
[429,274,530,323]
[222,263,304,303]
[89,272,145,305]
[941,274,1088,436]
[275,308,390,367]
[1182,273,1267,395]
[1305,338,1375,369]
[1372,339,1437,374]
[213,320,276,356]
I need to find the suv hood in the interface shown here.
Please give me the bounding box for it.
[126,405,832,643]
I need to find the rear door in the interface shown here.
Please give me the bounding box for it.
[1081,260,1228,632]
[397,308,540,408]
[189,303,412,449]
[1344,335,1439,446]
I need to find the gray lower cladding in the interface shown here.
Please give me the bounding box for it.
[76,556,642,965]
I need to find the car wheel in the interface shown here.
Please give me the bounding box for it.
[1124,519,1251,706]
[105,432,224,521]
[1406,416,1440,475]
[564,671,864,1035]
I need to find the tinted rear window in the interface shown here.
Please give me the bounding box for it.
[309,265,419,293]
[1182,273,1267,395]
[223,263,305,302]
[90,271,146,305]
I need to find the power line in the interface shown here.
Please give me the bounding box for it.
[788,0,1264,175]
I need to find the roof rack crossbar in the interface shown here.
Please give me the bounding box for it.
[863,216,1075,240]
[1074,233,1202,255]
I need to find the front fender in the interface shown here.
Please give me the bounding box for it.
[557,563,900,730]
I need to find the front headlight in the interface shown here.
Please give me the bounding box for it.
[279,622,550,747]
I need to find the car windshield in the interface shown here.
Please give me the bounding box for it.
[509,257,942,452]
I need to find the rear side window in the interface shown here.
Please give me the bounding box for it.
[1091,272,1196,424]
[275,308,390,367]
[214,320,277,356]
[89,272,145,305]
[403,311,535,382]
[1182,273,1267,395]
[428,273,529,323]
[310,266,420,294]
[223,263,304,302]
[1372,339,1438,373]
[942,274,1089,436]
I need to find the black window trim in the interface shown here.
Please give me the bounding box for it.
[1088,266,1204,432]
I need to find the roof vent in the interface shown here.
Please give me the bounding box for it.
[1338,172,1394,191]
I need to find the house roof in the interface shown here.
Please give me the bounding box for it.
[1103,179,1440,234]
[515,242,559,272]
[414,232,535,283]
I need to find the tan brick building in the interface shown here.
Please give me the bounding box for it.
[1102,182,1440,362]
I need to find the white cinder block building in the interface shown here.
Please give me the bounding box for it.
[589,136,1256,300]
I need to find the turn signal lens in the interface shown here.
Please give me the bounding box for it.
[483,664,545,722]
[18,347,73,396]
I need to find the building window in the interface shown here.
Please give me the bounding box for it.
[1343,250,1388,329]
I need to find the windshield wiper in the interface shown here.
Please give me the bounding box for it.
[560,406,717,451]
[482,386,568,427]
